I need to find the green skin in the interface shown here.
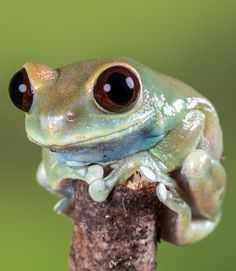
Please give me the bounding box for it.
[23,57,226,245]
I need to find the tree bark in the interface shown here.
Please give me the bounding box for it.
[69,174,161,271]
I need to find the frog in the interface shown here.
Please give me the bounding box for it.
[9,57,226,245]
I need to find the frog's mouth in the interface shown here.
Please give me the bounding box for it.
[49,117,152,152]
[28,111,155,153]
[47,129,134,165]
[29,112,160,165]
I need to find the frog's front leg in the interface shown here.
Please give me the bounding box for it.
[88,109,205,202]
[37,162,78,218]
[89,148,179,202]
[37,150,93,218]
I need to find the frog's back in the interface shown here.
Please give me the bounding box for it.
[120,57,201,100]
[156,72,202,99]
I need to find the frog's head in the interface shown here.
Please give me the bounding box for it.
[9,58,165,162]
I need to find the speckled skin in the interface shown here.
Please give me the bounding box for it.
[23,57,226,245]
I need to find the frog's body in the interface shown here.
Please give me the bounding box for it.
[10,57,226,245]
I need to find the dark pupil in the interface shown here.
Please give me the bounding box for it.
[9,68,32,112]
[104,72,134,105]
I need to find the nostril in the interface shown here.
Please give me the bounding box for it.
[66,111,75,122]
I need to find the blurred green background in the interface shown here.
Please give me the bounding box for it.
[0,0,235,270]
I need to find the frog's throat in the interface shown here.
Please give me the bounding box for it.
[53,132,164,166]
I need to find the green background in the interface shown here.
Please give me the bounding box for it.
[0,0,235,270]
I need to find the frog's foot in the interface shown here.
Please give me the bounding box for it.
[156,182,220,245]
[88,163,125,202]
[89,179,111,202]
[87,159,141,202]
[139,165,176,189]
[82,164,111,202]
[87,152,172,202]
[156,182,189,215]
[50,178,78,218]
[179,149,226,219]
[83,164,104,184]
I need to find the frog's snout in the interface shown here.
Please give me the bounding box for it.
[26,110,73,148]
[39,114,67,134]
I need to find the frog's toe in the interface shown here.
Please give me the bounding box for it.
[140,166,176,189]
[156,183,168,201]
[88,179,111,202]
[156,183,190,215]
[53,197,74,219]
[140,166,157,182]
[84,164,104,184]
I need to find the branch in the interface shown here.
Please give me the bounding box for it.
[69,174,161,271]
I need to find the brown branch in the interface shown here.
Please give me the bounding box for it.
[69,174,162,271]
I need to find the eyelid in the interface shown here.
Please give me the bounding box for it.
[85,61,142,93]
[23,62,58,92]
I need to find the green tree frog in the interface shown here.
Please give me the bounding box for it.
[9,57,226,245]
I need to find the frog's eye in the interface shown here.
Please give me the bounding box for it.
[9,68,33,112]
[93,66,141,113]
